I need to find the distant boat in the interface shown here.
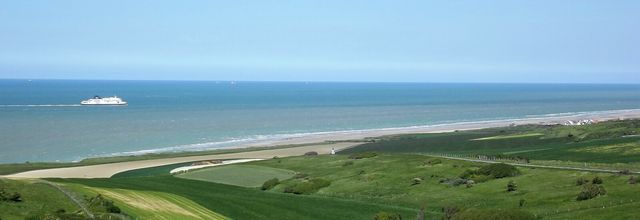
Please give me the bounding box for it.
[80,96,127,106]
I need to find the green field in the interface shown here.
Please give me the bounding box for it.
[250,154,640,219]
[177,165,296,187]
[341,120,640,164]
[0,179,79,220]
[66,184,229,220]
[55,176,417,220]
[4,119,640,219]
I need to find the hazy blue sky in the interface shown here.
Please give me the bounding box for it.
[1,1,639,83]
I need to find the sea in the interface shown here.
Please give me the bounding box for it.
[1,79,639,163]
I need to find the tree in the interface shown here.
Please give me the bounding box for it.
[507,181,517,192]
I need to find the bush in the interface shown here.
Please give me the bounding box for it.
[577,184,607,201]
[424,159,442,165]
[342,161,354,167]
[348,152,378,159]
[373,212,402,220]
[0,186,21,203]
[442,206,460,220]
[592,176,603,184]
[304,151,319,156]
[576,177,587,186]
[284,178,331,194]
[629,176,639,184]
[506,181,517,192]
[439,178,469,187]
[261,178,280,190]
[293,173,308,179]
[476,163,520,178]
[411,178,423,186]
[451,209,536,220]
[7,192,21,202]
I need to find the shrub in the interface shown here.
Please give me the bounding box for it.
[629,176,639,184]
[348,152,378,159]
[577,184,607,201]
[519,199,526,208]
[459,169,476,179]
[442,206,460,220]
[261,178,280,190]
[284,178,331,194]
[7,192,21,202]
[342,161,354,167]
[293,173,309,179]
[576,177,587,186]
[470,174,493,183]
[0,186,21,203]
[424,159,442,165]
[304,151,319,156]
[451,209,536,220]
[592,176,603,184]
[506,181,517,192]
[439,178,469,187]
[411,178,423,186]
[620,170,631,175]
[373,212,402,220]
[476,163,520,178]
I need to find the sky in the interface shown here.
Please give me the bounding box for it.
[0,1,639,83]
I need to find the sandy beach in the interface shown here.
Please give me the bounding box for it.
[4,108,640,179]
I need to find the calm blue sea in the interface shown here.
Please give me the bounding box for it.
[1,79,639,163]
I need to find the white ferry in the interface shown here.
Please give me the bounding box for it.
[81,96,127,106]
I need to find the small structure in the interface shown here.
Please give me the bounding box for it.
[564,119,595,126]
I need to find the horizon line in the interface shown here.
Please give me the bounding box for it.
[1,78,640,85]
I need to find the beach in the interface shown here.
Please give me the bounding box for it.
[5,108,640,179]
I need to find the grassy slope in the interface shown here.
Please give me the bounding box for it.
[63,183,229,220]
[250,154,640,219]
[0,179,79,220]
[54,176,417,220]
[177,165,296,187]
[341,120,640,163]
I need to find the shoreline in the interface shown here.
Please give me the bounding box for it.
[3,108,640,179]
[92,108,640,160]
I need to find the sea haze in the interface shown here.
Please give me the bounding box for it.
[0,79,639,163]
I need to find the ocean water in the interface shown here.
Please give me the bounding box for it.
[1,79,639,163]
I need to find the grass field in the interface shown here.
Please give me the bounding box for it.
[341,120,640,163]
[55,176,418,220]
[176,165,296,187]
[0,179,79,220]
[68,185,229,220]
[250,154,640,219]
